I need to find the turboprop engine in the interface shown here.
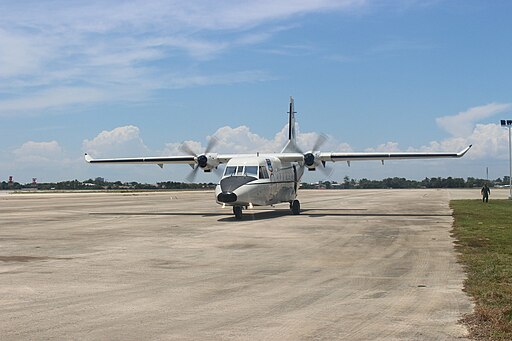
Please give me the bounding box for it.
[196,153,220,172]
[304,151,325,171]
[180,137,221,181]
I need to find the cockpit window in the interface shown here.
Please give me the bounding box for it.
[236,166,244,175]
[245,166,258,177]
[224,166,236,176]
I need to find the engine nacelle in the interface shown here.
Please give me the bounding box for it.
[197,153,220,171]
[304,152,323,171]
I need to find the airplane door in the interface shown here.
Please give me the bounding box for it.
[266,159,277,203]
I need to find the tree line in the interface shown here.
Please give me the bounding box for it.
[0,178,216,191]
[303,176,505,189]
[1,176,505,191]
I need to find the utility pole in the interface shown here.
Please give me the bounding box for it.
[500,120,512,199]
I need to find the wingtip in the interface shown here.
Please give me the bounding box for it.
[458,145,472,157]
[84,153,93,163]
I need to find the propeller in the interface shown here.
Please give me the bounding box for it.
[299,134,329,170]
[180,136,220,182]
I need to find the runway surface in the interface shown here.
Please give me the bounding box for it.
[0,189,483,340]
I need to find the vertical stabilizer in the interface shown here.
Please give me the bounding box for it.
[281,96,299,153]
[288,96,296,141]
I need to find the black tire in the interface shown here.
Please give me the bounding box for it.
[291,200,300,215]
[233,206,243,220]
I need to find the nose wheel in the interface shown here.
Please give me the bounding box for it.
[290,200,300,215]
[233,206,243,220]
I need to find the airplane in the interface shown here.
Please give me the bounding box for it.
[85,97,471,220]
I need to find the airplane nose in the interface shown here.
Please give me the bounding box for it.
[220,176,255,193]
[217,192,237,203]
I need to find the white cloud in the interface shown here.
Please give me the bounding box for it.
[0,0,368,115]
[0,28,50,77]
[11,110,512,184]
[160,123,351,157]
[414,103,512,160]
[0,87,106,116]
[82,125,149,157]
[162,125,284,156]
[418,123,509,159]
[357,122,509,161]
[162,70,273,89]
[13,141,64,163]
[436,102,512,137]
[214,125,280,153]
[162,140,204,156]
[365,141,401,152]
[7,140,85,183]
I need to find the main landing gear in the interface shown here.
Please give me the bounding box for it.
[233,206,243,220]
[290,200,300,215]
[232,201,300,220]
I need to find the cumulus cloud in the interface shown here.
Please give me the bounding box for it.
[13,141,64,163]
[365,141,401,152]
[415,102,512,160]
[82,125,149,157]
[160,123,348,157]
[436,102,512,137]
[418,123,509,159]
[8,140,83,183]
[362,122,509,161]
[12,109,510,184]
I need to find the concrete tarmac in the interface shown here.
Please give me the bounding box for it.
[0,189,488,340]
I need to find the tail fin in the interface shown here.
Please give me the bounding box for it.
[281,96,299,153]
[288,96,296,141]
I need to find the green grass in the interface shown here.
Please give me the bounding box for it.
[451,199,512,340]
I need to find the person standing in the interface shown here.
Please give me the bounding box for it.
[481,184,491,203]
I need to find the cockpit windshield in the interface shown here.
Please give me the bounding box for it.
[223,165,259,178]
[224,166,237,176]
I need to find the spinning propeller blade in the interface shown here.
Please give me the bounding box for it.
[180,136,219,182]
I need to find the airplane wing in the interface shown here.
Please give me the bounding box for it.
[85,144,472,168]
[272,145,472,165]
[84,153,240,170]
[321,144,472,162]
[84,153,196,165]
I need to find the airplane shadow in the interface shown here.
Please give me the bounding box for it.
[90,212,227,217]
[91,208,450,222]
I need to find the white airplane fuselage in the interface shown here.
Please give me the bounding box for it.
[215,156,305,207]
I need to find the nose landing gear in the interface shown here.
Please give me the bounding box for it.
[233,206,243,220]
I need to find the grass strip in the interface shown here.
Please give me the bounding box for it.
[451,199,512,340]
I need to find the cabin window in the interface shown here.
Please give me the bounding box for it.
[224,166,236,176]
[245,166,258,177]
[259,166,269,179]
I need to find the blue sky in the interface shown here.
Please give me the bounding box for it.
[1,0,512,183]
